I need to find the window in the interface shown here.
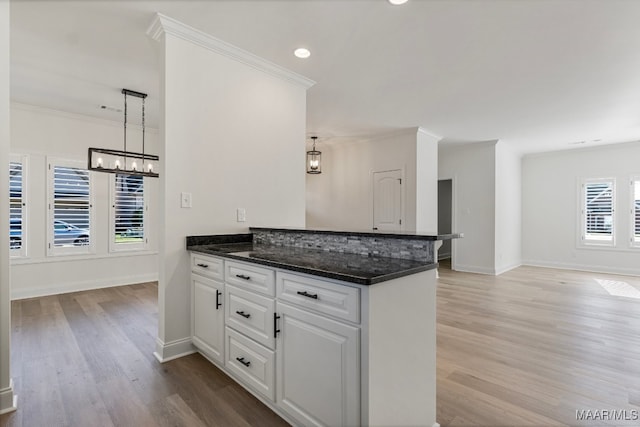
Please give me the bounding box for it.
[48,159,93,255]
[633,178,640,247]
[9,155,26,257]
[581,179,615,246]
[110,174,147,251]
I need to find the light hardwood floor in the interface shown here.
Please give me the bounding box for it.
[0,283,287,427]
[1,264,639,426]
[437,261,640,426]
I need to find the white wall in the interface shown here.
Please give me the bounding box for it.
[306,128,439,233]
[523,141,640,275]
[415,129,440,233]
[155,20,310,359]
[495,142,522,274]
[0,0,16,414]
[439,141,497,274]
[9,103,159,299]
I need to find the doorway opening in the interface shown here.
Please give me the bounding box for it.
[438,178,454,269]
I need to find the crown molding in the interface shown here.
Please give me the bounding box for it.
[417,127,442,141]
[146,13,315,90]
[10,102,159,134]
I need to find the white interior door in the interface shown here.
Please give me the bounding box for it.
[372,169,403,231]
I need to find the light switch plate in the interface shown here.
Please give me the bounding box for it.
[181,192,192,208]
[237,208,246,222]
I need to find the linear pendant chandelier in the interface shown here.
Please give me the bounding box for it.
[88,89,160,178]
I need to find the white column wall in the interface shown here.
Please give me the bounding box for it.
[438,141,497,274]
[0,0,16,414]
[415,129,440,233]
[494,141,522,274]
[156,30,308,359]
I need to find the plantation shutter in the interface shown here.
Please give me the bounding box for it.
[583,180,614,243]
[634,179,640,244]
[114,174,144,244]
[53,165,91,247]
[9,161,23,250]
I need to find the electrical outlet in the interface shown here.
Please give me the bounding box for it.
[181,192,192,208]
[237,208,246,222]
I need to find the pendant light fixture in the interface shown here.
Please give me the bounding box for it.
[306,136,322,174]
[88,89,160,178]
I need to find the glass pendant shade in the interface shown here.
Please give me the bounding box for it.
[306,136,322,174]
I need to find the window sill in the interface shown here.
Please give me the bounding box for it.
[576,244,639,253]
[10,250,158,266]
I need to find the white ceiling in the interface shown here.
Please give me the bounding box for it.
[10,0,640,153]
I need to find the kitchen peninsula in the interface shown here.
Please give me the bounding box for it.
[186,227,459,427]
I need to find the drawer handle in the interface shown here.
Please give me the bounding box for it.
[216,290,222,310]
[235,274,251,280]
[196,263,209,268]
[274,313,281,337]
[236,310,251,319]
[297,290,318,300]
[236,357,251,367]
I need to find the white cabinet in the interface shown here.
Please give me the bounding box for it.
[276,302,360,427]
[191,270,224,365]
[190,250,437,426]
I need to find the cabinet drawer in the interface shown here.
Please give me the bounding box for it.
[277,272,360,323]
[225,327,275,402]
[191,253,224,281]
[225,260,275,296]
[225,285,275,349]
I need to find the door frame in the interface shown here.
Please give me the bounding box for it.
[438,175,458,271]
[371,168,405,231]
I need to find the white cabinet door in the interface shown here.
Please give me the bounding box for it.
[276,302,360,427]
[372,169,403,231]
[191,273,224,365]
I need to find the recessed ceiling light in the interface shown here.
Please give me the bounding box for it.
[294,48,311,59]
[388,0,409,5]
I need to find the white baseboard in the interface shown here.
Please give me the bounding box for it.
[438,253,451,261]
[494,262,522,276]
[153,337,196,363]
[11,273,158,300]
[523,259,640,277]
[0,379,17,415]
[452,264,496,275]
[450,262,522,276]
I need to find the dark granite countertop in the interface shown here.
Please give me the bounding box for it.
[250,226,463,241]
[188,243,437,285]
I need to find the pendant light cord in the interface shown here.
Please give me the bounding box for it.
[142,96,145,166]
[123,91,128,165]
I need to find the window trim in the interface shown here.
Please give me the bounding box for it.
[579,177,616,248]
[47,158,95,257]
[631,176,640,249]
[109,173,148,253]
[9,154,27,258]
